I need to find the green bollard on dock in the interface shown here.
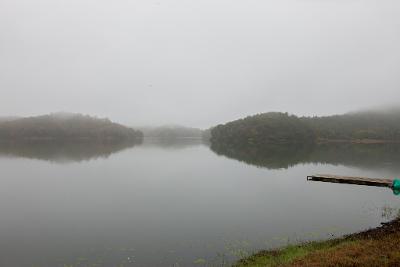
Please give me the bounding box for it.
[392,179,400,195]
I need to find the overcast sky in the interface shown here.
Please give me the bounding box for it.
[0,0,399,128]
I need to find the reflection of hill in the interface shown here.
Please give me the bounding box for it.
[309,143,400,171]
[0,139,142,163]
[210,142,314,169]
[210,142,400,171]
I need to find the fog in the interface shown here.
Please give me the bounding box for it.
[1,0,399,128]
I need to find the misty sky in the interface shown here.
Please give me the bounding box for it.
[1,0,399,128]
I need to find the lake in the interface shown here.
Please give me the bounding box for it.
[0,139,399,267]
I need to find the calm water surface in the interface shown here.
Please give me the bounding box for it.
[0,139,399,266]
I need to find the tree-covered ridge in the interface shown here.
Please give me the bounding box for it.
[0,113,143,141]
[211,112,316,146]
[210,109,400,146]
[302,109,400,141]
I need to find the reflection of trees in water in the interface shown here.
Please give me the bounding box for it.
[0,139,142,163]
[211,142,314,169]
[210,142,400,171]
[308,144,400,171]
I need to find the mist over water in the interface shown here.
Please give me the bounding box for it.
[0,139,399,267]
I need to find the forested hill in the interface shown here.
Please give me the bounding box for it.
[302,109,400,141]
[0,113,143,141]
[211,112,315,145]
[210,109,400,145]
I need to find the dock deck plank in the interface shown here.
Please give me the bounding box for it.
[307,174,393,188]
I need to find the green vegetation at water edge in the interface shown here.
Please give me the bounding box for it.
[235,218,400,267]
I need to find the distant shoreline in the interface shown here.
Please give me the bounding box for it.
[0,113,143,142]
[1,137,399,144]
[0,137,140,142]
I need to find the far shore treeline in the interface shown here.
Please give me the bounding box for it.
[0,113,143,142]
[210,108,400,146]
[1,108,400,145]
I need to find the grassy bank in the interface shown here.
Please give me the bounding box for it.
[235,219,400,267]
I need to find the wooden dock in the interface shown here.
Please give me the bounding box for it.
[307,174,394,188]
